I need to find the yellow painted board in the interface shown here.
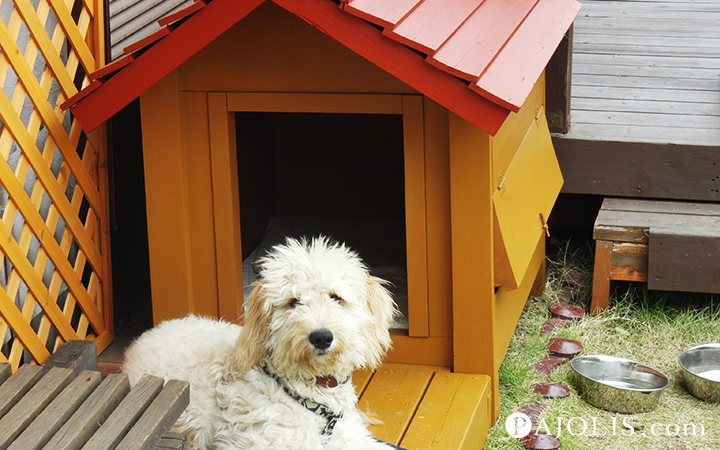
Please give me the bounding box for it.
[402,95,428,338]
[492,111,563,289]
[357,364,440,445]
[352,368,374,397]
[401,372,491,450]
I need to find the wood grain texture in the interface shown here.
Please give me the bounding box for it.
[385,0,480,54]
[115,380,190,450]
[649,229,720,294]
[555,0,720,147]
[0,367,73,449]
[46,373,131,450]
[79,374,158,450]
[429,0,540,82]
[0,365,43,418]
[7,371,102,450]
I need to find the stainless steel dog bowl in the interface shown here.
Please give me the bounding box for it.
[679,343,720,402]
[571,355,669,413]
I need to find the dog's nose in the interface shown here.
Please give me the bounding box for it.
[309,329,334,350]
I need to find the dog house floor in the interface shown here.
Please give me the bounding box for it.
[354,363,492,449]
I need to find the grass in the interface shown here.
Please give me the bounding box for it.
[484,239,720,450]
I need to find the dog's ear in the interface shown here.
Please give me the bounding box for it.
[362,276,398,369]
[233,284,271,374]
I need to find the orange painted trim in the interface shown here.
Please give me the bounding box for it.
[123,26,171,55]
[274,0,509,136]
[89,54,135,80]
[69,0,265,131]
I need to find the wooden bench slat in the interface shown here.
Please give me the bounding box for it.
[0,367,73,449]
[115,379,190,450]
[401,373,491,450]
[359,364,443,445]
[8,371,102,450]
[80,374,163,450]
[47,373,131,450]
[153,432,187,450]
[0,364,11,386]
[0,364,42,418]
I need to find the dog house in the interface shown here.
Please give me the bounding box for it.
[64,0,580,428]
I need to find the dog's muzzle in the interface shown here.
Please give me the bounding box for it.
[309,329,333,351]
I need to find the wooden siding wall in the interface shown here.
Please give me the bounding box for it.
[0,0,110,370]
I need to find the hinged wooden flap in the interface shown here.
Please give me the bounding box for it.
[493,112,563,289]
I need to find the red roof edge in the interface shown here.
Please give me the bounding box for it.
[69,0,265,131]
[275,0,509,136]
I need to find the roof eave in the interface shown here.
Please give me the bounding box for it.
[69,0,510,135]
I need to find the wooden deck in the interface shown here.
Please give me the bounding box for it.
[553,0,720,201]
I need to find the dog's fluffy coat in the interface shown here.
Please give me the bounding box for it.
[123,237,399,449]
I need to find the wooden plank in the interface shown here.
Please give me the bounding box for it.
[42,340,98,376]
[115,380,190,450]
[400,372,491,450]
[648,228,720,293]
[352,368,375,397]
[601,198,720,217]
[572,85,720,104]
[46,373,132,450]
[7,371,102,450]
[0,365,44,418]
[595,210,720,243]
[357,364,441,445]
[153,433,187,450]
[0,367,74,449]
[473,0,582,112]
[208,92,243,320]
[342,0,422,29]
[560,122,720,147]
[385,0,480,55]
[572,97,720,116]
[402,95,429,337]
[80,374,162,450]
[227,92,404,114]
[0,364,10,386]
[554,139,720,202]
[591,240,613,313]
[610,242,648,283]
[429,0,540,82]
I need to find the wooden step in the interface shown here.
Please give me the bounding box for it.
[354,363,492,449]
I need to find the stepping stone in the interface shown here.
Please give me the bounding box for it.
[547,338,583,357]
[520,432,561,449]
[534,355,570,374]
[548,301,585,320]
[556,287,574,302]
[518,402,547,427]
[532,383,571,399]
[541,318,571,335]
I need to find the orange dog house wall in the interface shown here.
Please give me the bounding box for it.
[65,0,579,417]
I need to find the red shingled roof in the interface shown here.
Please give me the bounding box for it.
[64,0,580,134]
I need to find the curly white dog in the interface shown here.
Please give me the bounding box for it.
[123,237,400,450]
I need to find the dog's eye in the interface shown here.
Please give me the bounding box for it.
[330,294,343,304]
[288,298,301,308]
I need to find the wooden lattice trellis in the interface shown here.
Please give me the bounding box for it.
[0,0,110,370]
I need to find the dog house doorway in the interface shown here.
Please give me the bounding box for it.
[236,110,409,328]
